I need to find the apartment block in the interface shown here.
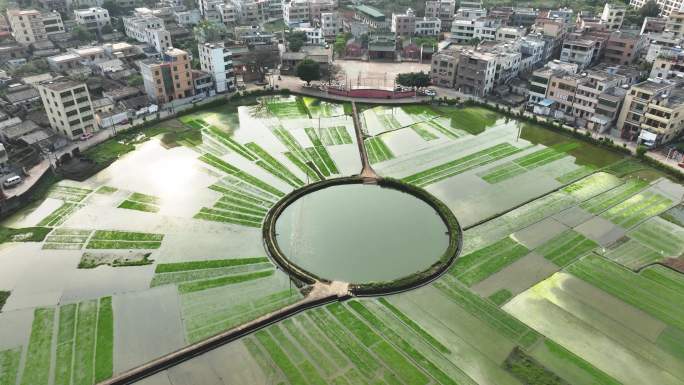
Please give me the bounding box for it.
[415,18,441,36]
[602,31,646,66]
[650,48,684,79]
[645,32,682,62]
[641,16,667,34]
[321,12,343,37]
[293,26,323,44]
[430,48,459,87]
[425,0,455,32]
[139,48,194,104]
[527,60,578,104]
[123,14,171,53]
[7,9,63,45]
[451,17,500,43]
[666,10,684,39]
[638,88,684,144]
[283,0,310,24]
[392,8,416,36]
[455,45,521,96]
[617,79,675,141]
[198,42,235,94]
[36,79,95,139]
[630,0,684,16]
[600,3,626,31]
[560,38,598,69]
[73,7,110,31]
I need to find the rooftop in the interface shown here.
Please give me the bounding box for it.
[355,5,385,20]
[38,79,85,92]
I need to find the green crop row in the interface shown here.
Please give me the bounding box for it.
[318,126,353,145]
[152,263,273,287]
[200,153,285,197]
[425,119,462,139]
[0,347,21,385]
[602,191,672,228]
[567,254,684,331]
[196,207,262,226]
[410,123,439,141]
[210,185,275,208]
[38,202,82,227]
[21,308,55,385]
[365,137,394,165]
[377,298,450,354]
[90,230,163,242]
[47,185,93,202]
[203,126,257,161]
[86,240,162,249]
[579,178,648,214]
[451,237,529,286]
[284,152,321,182]
[403,142,523,187]
[535,230,598,267]
[482,144,578,184]
[156,257,269,273]
[555,166,596,184]
[177,269,274,293]
[117,200,159,213]
[245,142,304,187]
[604,238,661,270]
[213,201,267,217]
[561,172,622,201]
[629,218,684,256]
[488,289,513,306]
[95,186,118,195]
[504,347,570,385]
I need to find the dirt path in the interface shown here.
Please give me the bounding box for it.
[351,102,378,180]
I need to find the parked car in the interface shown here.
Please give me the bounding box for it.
[424,89,436,96]
[80,132,94,141]
[3,175,22,188]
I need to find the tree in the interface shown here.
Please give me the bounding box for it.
[194,21,227,43]
[296,59,321,85]
[333,33,351,57]
[396,72,431,88]
[102,0,124,16]
[100,23,114,34]
[127,74,143,87]
[72,26,95,42]
[243,48,279,82]
[287,31,307,52]
[640,0,661,17]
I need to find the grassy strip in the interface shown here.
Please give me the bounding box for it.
[199,153,285,197]
[488,289,513,306]
[567,254,684,331]
[73,300,97,385]
[535,230,598,267]
[90,230,163,242]
[94,297,113,382]
[204,126,257,161]
[156,257,270,273]
[151,263,273,286]
[54,304,76,385]
[211,202,266,218]
[38,202,81,227]
[604,239,661,270]
[209,184,275,207]
[438,106,498,135]
[435,275,540,348]
[656,325,684,362]
[313,146,338,174]
[268,325,306,364]
[284,152,321,182]
[425,119,461,139]
[555,166,596,184]
[305,127,325,147]
[282,319,336,376]
[403,143,523,187]
[21,308,55,385]
[243,337,280,380]
[254,330,308,384]
[217,195,270,212]
[305,147,331,177]
[196,207,262,225]
[377,298,450,354]
[0,226,51,244]
[177,269,274,293]
[128,192,159,205]
[117,200,159,213]
[194,212,262,227]
[86,240,162,249]
[0,347,21,385]
[365,137,394,164]
[629,218,684,256]
[482,144,578,183]
[245,142,304,187]
[640,265,684,293]
[451,237,529,286]
[504,347,570,385]
[604,159,648,177]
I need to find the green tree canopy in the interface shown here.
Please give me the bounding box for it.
[287,31,308,52]
[396,72,431,88]
[72,25,95,42]
[127,74,143,87]
[640,0,661,17]
[296,59,321,85]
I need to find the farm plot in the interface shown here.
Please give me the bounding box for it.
[600,191,673,229]
[313,126,353,146]
[37,202,82,227]
[78,251,153,269]
[409,122,439,141]
[504,347,570,385]
[85,230,164,249]
[567,253,684,331]
[264,96,309,119]
[450,237,530,286]
[660,204,684,226]
[560,172,623,201]
[245,142,304,188]
[628,216,684,257]
[438,106,499,135]
[603,238,661,270]
[433,274,540,348]
[202,126,257,161]
[535,230,598,267]
[555,166,596,184]
[244,300,474,385]
[117,192,161,213]
[42,228,92,250]
[18,297,113,385]
[46,185,93,202]
[198,153,285,197]
[529,339,622,385]
[365,137,394,164]
[579,178,649,214]
[403,142,523,187]
[271,127,338,179]
[480,143,579,184]
[151,257,272,287]
[302,97,342,118]
[94,186,118,195]
[180,273,302,343]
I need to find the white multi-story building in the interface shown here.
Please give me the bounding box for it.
[7,9,63,45]
[425,0,455,32]
[217,2,238,24]
[650,48,684,79]
[321,12,343,37]
[294,26,323,44]
[392,8,416,36]
[283,0,310,24]
[496,26,526,41]
[36,79,95,139]
[123,14,171,53]
[174,9,201,25]
[415,17,441,36]
[451,17,500,43]
[73,7,110,31]
[600,3,625,31]
[645,32,683,62]
[560,39,598,69]
[667,10,684,38]
[630,0,684,16]
[198,42,236,93]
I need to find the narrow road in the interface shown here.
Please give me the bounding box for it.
[351,102,379,179]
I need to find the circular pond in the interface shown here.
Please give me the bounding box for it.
[274,183,451,284]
